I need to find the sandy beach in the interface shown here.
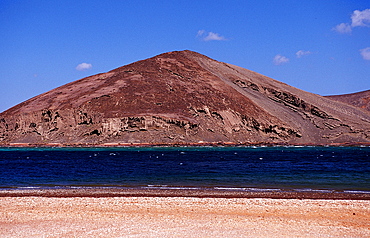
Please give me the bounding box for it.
[1,191,369,237]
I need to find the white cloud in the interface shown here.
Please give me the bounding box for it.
[197,30,205,37]
[334,9,370,34]
[273,54,289,65]
[76,63,92,71]
[204,32,226,41]
[351,9,370,27]
[360,47,370,60]
[333,23,352,34]
[197,30,227,41]
[296,50,312,58]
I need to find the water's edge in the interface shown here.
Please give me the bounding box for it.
[1,187,370,200]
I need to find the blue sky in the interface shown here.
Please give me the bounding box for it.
[1,0,369,112]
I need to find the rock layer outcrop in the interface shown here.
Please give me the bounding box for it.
[1,50,369,145]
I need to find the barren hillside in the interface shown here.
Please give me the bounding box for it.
[326,90,370,112]
[1,50,369,145]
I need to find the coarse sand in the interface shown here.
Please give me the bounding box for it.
[1,196,369,237]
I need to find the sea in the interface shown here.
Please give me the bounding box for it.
[0,146,369,193]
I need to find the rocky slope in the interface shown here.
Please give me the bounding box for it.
[325,90,370,112]
[0,50,369,145]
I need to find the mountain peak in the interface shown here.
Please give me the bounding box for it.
[110,50,213,73]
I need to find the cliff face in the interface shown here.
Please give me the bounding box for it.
[1,50,369,145]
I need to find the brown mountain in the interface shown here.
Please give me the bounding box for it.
[325,90,370,112]
[0,50,369,145]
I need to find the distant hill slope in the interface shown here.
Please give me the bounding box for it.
[325,90,370,112]
[0,50,369,145]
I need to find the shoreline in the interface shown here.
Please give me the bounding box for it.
[1,141,370,148]
[1,188,370,200]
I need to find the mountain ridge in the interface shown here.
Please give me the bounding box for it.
[1,50,369,145]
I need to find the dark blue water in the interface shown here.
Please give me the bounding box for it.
[0,147,369,192]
